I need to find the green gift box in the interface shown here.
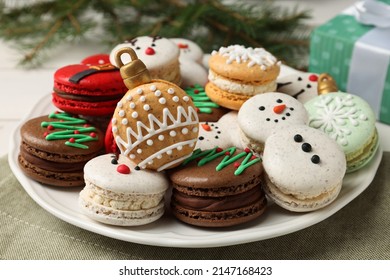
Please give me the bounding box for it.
[309,0,390,124]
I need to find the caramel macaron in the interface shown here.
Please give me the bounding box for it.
[168,146,267,227]
[206,45,281,110]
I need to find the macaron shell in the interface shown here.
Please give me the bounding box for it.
[263,125,346,200]
[238,92,308,146]
[171,38,204,63]
[276,72,319,103]
[83,154,169,194]
[205,82,250,110]
[81,54,110,65]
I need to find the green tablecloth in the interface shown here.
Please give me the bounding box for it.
[1,153,389,260]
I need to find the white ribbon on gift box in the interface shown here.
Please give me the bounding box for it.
[344,0,390,119]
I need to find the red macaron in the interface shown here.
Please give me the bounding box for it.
[52,54,127,116]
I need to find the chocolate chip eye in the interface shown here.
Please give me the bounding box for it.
[199,136,204,140]
[286,112,291,116]
[311,155,320,164]
[151,43,156,47]
[294,134,303,142]
[276,99,283,103]
[307,84,312,88]
[259,106,265,111]
[136,46,141,50]
[266,118,270,121]
[298,77,302,81]
[302,143,312,152]
[135,166,141,171]
[111,159,118,164]
[290,107,294,111]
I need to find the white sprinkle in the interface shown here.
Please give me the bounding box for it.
[112,126,118,133]
[183,96,190,102]
[137,149,142,154]
[192,127,198,133]
[148,160,153,165]
[136,88,143,95]
[157,154,163,159]
[170,131,177,137]
[147,139,153,146]
[98,59,105,64]
[166,150,172,155]
[130,102,136,109]
[126,95,132,101]
[182,128,188,134]
[118,110,125,117]
[112,118,117,124]
[150,85,157,91]
[173,96,179,102]
[158,135,164,141]
[143,104,150,111]
[159,97,166,104]
[177,145,183,151]
[260,65,267,70]
[132,112,138,118]
[140,96,146,102]
[130,154,135,159]
[360,114,368,121]
[121,118,128,125]
[117,101,123,108]
[154,90,162,97]
[167,88,175,94]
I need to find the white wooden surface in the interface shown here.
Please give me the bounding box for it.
[1,0,389,157]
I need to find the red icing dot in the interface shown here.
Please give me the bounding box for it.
[309,74,318,82]
[244,147,251,153]
[83,124,90,128]
[117,164,131,174]
[43,132,49,137]
[216,147,223,153]
[225,151,230,156]
[194,89,200,94]
[145,47,155,55]
[69,138,75,143]
[251,155,257,160]
[89,132,96,138]
[273,104,286,114]
[47,125,54,130]
[196,108,200,113]
[74,130,80,134]
[234,162,240,168]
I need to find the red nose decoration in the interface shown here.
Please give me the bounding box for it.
[178,43,189,49]
[309,74,318,82]
[273,104,286,114]
[117,164,131,174]
[145,47,155,55]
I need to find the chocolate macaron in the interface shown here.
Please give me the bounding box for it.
[168,146,266,227]
[18,112,104,187]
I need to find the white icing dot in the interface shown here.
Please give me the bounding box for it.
[132,112,138,118]
[182,128,188,134]
[121,118,128,125]
[166,150,172,155]
[360,114,368,121]
[170,131,177,137]
[130,154,135,159]
[177,145,183,151]
[158,135,165,141]
[130,102,136,109]
[167,88,175,94]
[136,88,143,95]
[126,95,132,101]
[112,126,118,133]
[192,127,198,133]
[150,85,157,91]
[148,160,153,165]
[260,65,267,70]
[137,149,142,154]
[340,138,348,146]
[117,102,123,108]
[157,154,163,159]
[154,90,162,97]
[118,110,125,117]
[189,142,195,147]
[147,139,153,146]
[143,104,150,111]
[173,96,179,102]
[183,96,190,102]
[159,97,166,104]
[112,118,117,124]
[140,96,146,102]
[98,59,105,64]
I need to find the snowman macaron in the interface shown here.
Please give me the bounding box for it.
[276,72,319,104]
[109,35,181,85]
[262,125,346,212]
[237,92,308,152]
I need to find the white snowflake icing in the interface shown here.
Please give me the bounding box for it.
[212,45,279,68]
[309,94,368,146]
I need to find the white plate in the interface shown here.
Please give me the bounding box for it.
[8,94,383,248]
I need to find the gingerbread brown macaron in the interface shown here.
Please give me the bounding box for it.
[168,146,267,227]
[206,45,281,111]
[18,112,104,187]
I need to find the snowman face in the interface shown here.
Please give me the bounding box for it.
[170,38,204,63]
[109,36,179,68]
[238,92,308,142]
[277,73,319,104]
[195,122,224,150]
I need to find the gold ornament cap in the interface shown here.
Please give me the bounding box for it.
[317,73,338,95]
[115,47,151,90]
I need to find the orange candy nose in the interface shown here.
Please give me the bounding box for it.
[273,104,286,114]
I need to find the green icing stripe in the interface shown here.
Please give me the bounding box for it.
[185,84,220,114]
[182,147,261,176]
